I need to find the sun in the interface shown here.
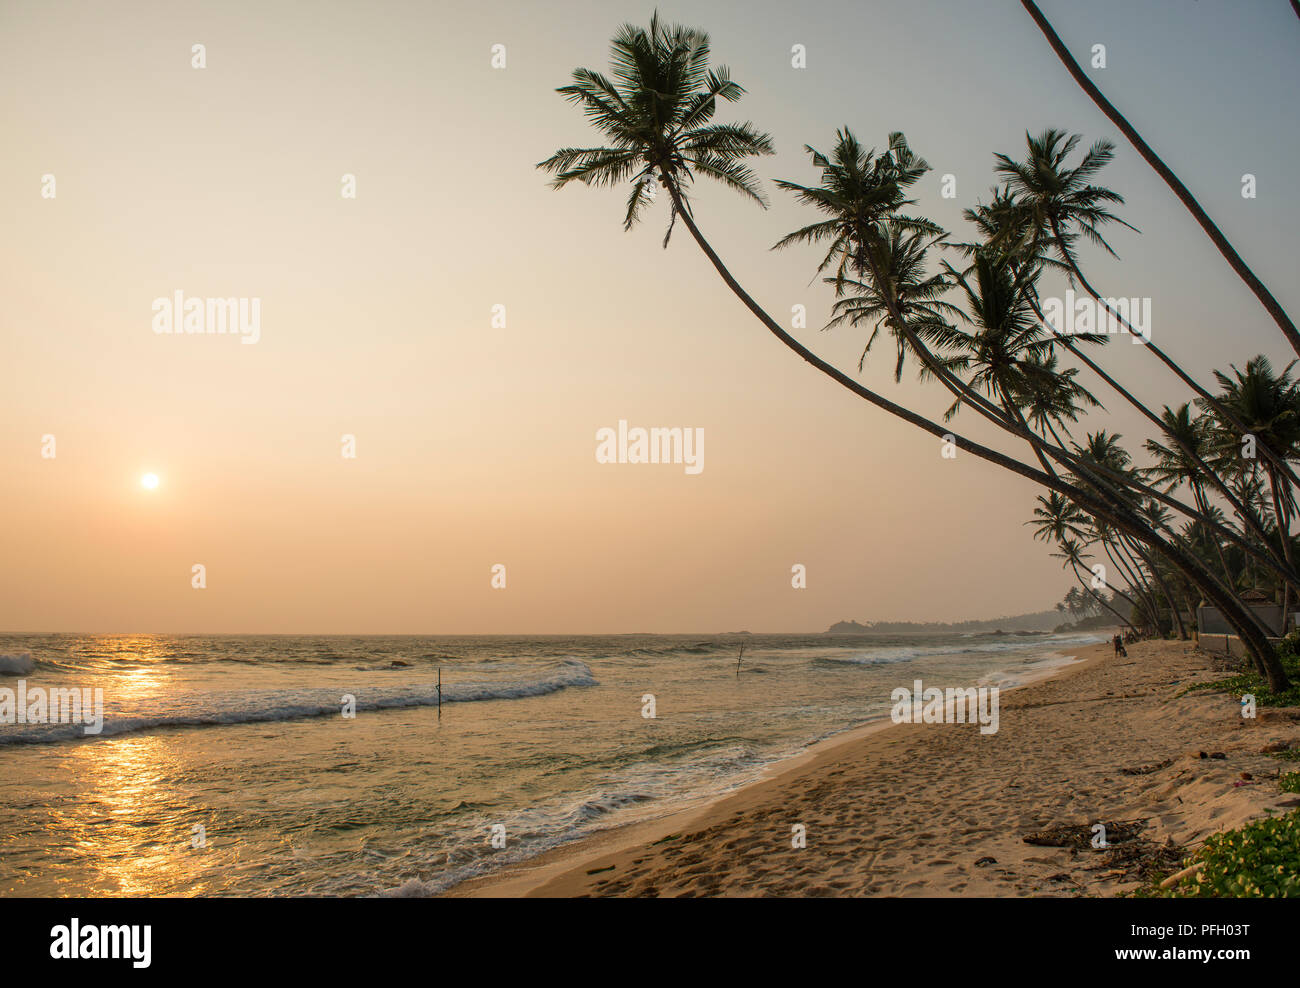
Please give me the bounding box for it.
[140,473,160,490]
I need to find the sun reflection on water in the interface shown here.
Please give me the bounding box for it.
[55,637,196,895]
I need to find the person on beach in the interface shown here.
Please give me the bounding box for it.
[1113,634,1127,658]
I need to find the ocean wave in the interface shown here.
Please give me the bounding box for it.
[814,633,1107,667]
[0,653,35,676]
[0,659,597,746]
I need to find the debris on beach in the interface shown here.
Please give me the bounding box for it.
[1022,819,1146,849]
[1084,837,1185,885]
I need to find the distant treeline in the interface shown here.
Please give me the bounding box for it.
[827,611,1063,634]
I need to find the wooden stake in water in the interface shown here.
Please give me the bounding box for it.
[735,642,745,677]
[438,666,442,720]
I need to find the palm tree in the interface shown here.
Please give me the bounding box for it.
[1030,492,1149,633]
[1063,586,1082,623]
[1017,351,1099,446]
[1018,0,1300,357]
[1050,537,1138,634]
[1205,356,1300,622]
[1145,403,1236,584]
[779,132,1144,506]
[961,179,1292,570]
[995,128,1300,496]
[938,251,1101,476]
[542,16,1288,689]
[775,132,1047,445]
[539,25,1014,487]
[537,11,774,245]
[823,226,964,382]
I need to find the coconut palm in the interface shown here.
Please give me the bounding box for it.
[823,226,965,381]
[1205,355,1300,618]
[543,16,1288,688]
[1145,404,1217,514]
[537,11,774,245]
[1018,0,1300,357]
[938,252,1101,466]
[960,179,1286,559]
[775,132,1045,443]
[1144,404,1237,584]
[994,129,1300,494]
[1050,537,1138,634]
[1027,491,1090,546]
[1017,351,1100,445]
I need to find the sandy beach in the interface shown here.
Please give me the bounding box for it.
[450,638,1300,897]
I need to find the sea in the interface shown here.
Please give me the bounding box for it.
[0,630,1104,896]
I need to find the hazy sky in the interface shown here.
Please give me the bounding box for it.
[2,0,1297,633]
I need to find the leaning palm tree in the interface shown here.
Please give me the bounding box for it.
[541,15,1288,688]
[962,177,1292,563]
[1050,537,1138,634]
[793,129,1258,572]
[1145,403,1235,584]
[539,21,988,467]
[1018,0,1300,357]
[537,11,774,244]
[1017,351,1099,446]
[823,226,965,382]
[1028,491,1090,546]
[995,128,1300,495]
[540,23,1079,505]
[938,250,1100,470]
[1205,356,1300,620]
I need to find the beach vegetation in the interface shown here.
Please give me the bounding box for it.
[1138,809,1300,898]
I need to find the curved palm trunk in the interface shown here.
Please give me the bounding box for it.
[1123,533,1188,639]
[1048,217,1300,495]
[1028,294,1289,573]
[1020,0,1300,357]
[905,250,1297,590]
[1266,467,1297,631]
[1101,538,1158,629]
[1188,484,1237,587]
[661,181,1288,688]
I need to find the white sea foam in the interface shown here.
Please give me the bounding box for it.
[0,659,596,746]
[0,653,36,676]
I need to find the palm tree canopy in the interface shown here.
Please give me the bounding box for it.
[823,226,965,381]
[773,129,943,284]
[1202,355,1300,463]
[993,128,1137,271]
[1028,491,1090,544]
[538,12,774,243]
[1143,403,1211,495]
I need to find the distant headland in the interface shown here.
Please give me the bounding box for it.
[826,609,1065,635]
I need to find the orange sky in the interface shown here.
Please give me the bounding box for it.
[2,0,1297,632]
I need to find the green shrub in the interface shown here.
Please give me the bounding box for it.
[1187,646,1300,708]
[1142,810,1300,898]
[1281,772,1300,794]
